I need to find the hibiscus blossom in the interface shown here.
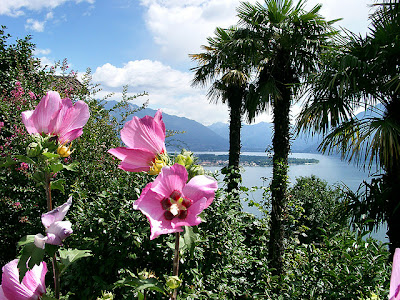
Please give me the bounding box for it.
[133,164,218,240]
[108,110,167,175]
[34,197,73,248]
[22,91,90,144]
[0,259,47,300]
[390,248,400,300]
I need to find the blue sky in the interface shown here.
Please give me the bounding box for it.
[1,0,374,125]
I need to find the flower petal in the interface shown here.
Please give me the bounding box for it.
[56,99,90,143]
[0,286,7,300]
[390,248,400,300]
[108,147,156,172]
[183,175,218,208]
[34,234,47,249]
[120,110,165,154]
[41,197,72,228]
[46,221,73,245]
[22,91,62,135]
[150,164,187,198]
[1,259,47,299]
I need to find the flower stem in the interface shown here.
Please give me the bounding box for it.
[45,172,60,299]
[172,232,180,300]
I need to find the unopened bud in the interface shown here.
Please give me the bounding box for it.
[189,164,205,178]
[57,143,73,158]
[27,142,42,157]
[166,276,182,290]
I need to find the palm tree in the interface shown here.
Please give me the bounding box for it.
[235,0,338,276]
[297,0,400,258]
[190,27,250,196]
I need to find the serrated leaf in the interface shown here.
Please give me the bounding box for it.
[50,179,66,193]
[58,248,92,275]
[15,155,36,165]
[0,157,17,167]
[17,240,45,282]
[50,162,64,173]
[115,278,165,295]
[18,235,36,247]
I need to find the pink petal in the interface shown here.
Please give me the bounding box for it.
[108,148,155,172]
[46,221,73,245]
[183,175,218,208]
[41,197,72,228]
[1,259,47,299]
[133,182,183,240]
[22,262,47,297]
[55,99,90,143]
[48,98,73,135]
[58,128,83,144]
[150,164,187,198]
[34,234,47,249]
[0,286,7,300]
[22,91,62,135]
[171,197,206,228]
[120,110,166,154]
[390,248,400,300]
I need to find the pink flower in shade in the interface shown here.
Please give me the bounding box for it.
[133,164,218,240]
[21,91,90,144]
[108,110,167,175]
[0,259,47,300]
[390,248,400,300]
[34,197,73,249]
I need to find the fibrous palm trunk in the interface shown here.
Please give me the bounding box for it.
[227,90,242,198]
[268,81,291,278]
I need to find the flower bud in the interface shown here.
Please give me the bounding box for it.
[27,142,42,157]
[188,164,205,178]
[166,276,182,290]
[57,143,73,158]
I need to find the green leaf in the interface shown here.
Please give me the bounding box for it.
[63,162,79,171]
[42,152,60,159]
[58,248,92,275]
[0,157,17,167]
[115,277,165,295]
[42,295,58,300]
[17,236,45,282]
[50,162,64,173]
[183,226,198,258]
[15,155,36,165]
[50,179,66,193]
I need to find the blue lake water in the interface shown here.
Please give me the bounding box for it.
[200,152,387,242]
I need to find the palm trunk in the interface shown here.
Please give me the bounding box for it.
[268,83,291,278]
[226,90,242,198]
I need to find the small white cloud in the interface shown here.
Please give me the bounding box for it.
[25,19,45,32]
[46,11,54,20]
[38,56,54,68]
[34,48,52,55]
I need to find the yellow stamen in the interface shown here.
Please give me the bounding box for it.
[148,156,167,175]
[57,142,73,158]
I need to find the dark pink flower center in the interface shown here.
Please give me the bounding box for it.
[161,190,192,220]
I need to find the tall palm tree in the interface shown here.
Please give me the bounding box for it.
[190,27,250,196]
[297,0,400,258]
[235,0,338,276]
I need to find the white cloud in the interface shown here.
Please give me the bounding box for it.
[92,60,229,125]
[34,48,51,55]
[0,0,95,16]
[25,18,45,32]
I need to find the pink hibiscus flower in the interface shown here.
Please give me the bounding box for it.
[133,163,218,240]
[390,248,400,300]
[0,259,47,300]
[34,197,73,248]
[108,110,167,175]
[22,91,90,144]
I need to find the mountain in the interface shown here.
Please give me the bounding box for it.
[104,100,229,152]
[208,122,321,153]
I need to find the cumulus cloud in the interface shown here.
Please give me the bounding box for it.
[92,59,230,125]
[140,0,258,63]
[25,19,45,32]
[34,48,52,55]
[0,0,95,17]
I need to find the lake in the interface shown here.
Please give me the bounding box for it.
[200,152,387,242]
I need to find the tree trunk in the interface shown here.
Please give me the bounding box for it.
[268,83,291,277]
[386,165,400,260]
[226,90,242,198]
